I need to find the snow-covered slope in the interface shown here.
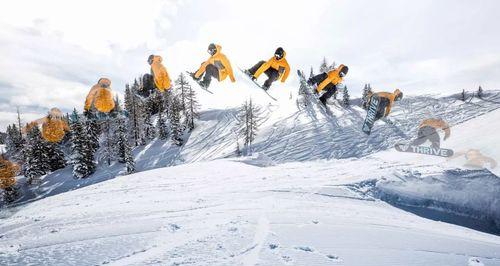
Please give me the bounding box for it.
[1,158,499,266]
[1,83,500,265]
[9,86,500,208]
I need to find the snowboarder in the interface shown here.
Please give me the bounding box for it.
[192,43,235,88]
[0,156,20,203]
[308,64,349,105]
[449,149,497,169]
[84,78,116,114]
[245,47,290,90]
[21,108,69,143]
[411,118,450,149]
[366,89,403,120]
[147,55,172,92]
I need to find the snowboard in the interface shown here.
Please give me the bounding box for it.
[362,94,380,134]
[185,72,214,94]
[296,70,333,116]
[239,68,277,101]
[394,143,454,157]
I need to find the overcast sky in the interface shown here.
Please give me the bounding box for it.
[1,0,500,131]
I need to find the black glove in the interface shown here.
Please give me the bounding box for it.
[307,79,314,86]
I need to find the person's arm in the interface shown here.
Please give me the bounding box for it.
[442,122,451,140]
[254,58,271,79]
[84,86,99,111]
[281,61,290,82]
[194,59,210,79]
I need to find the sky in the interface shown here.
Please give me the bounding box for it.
[0,0,500,131]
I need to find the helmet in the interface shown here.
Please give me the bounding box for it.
[208,43,217,56]
[274,47,285,60]
[339,65,349,77]
[147,54,154,65]
[394,89,403,101]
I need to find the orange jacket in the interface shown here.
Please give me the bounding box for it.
[254,52,290,83]
[317,64,347,93]
[42,116,69,143]
[0,157,18,189]
[84,78,115,113]
[22,108,68,137]
[419,118,451,140]
[195,44,235,82]
[150,55,171,91]
[367,89,402,117]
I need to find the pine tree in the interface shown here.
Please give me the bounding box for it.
[169,97,183,146]
[184,80,199,131]
[237,98,262,155]
[46,142,66,171]
[157,111,168,140]
[235,140,242,157]
[115,117,135,174]
[23,126,50,184]
[125,84,144,146]
[70,109,96,179]
[175,73,190,113]
[461,89,466,101]
[320,57,329,73]
[342,86,350,107]
[142,111,155,142]
[329,61,336,71]
[5,124,23,155]
[309,67,314,80]
[361,84,373,109]
[478,86,484,99]
[101,119,115,166]
[85,117,100,154]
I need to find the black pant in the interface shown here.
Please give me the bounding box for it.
[411,126,440,149]
[202,64,219,87]
[309,73,337,102]
[375,97,390,119]
[248,61,279,88]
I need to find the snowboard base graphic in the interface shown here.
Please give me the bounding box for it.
[394,143,454,157]
[362,94,380,134]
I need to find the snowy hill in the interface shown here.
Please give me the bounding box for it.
[1,157,499,265]
[9,83,500,207]
[2,79,500,265]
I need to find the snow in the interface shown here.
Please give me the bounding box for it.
[1,159,499,265]
[2,83,500,265]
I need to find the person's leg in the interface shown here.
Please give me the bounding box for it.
[412,126,439,147]
[319,83,337,104]
[411,127,429,146]
[308,73,328,86]
[375,98,389,119]
[426,127,441,149]
[263,68,279,89]
[202,64,219,87]
[248,61,266,75]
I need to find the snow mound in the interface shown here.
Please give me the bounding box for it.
[240,152,276,167]
[374,169,500,234]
